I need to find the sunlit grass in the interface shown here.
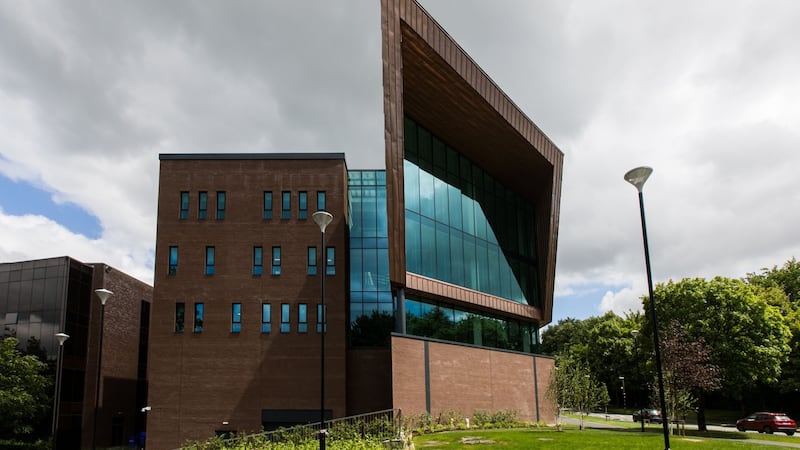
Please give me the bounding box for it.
[413,427,794,449]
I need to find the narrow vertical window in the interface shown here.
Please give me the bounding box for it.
[307,247,317,275]
[326,247,336,275]
[317,191,326,211]
[180,192,189,220]
[281,191,291,219]
[168,246,178,275]
[298,304,308,333]
[253,246,263,276]
[316,304,326,333]
[231,303,241,333]
[194,303,204,333]
[271,246,281,275]
[216,191,226,219]
[263,192,273,219]
[298,191,308,220]
[175,303,185,333]
[261,303,272,333]
[280,303,290,333]
[205,246,215,275]
[198,191,208,219]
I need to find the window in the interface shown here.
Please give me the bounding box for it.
[280,304,290,333]
[271,246,281,275]
[194,303,204,333]
[180,192,189,219]
[299,191,308,220]
[216,191,226,219]
[231,303,241,333]
[307,247,317,275]
[298,304,308,333]
[168,246,178,275]
[317,191,326,211]
[175,303,185,333]
[205,246,215,275]
[326,247,336,275]
[261,303,271,333]
[316,304,326,333]
[263,192,273,219]
[281,191,291,219]
[253,246,263,276]
[199,191,208,219]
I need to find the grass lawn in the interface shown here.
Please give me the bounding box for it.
[413,426,799,449]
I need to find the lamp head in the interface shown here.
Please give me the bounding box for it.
[312,211,334,233]
[631,329,639,338]
[55,332,70,345]
[624,166,653,192]
[95,288,113,305]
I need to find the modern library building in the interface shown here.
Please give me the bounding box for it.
[146,0,563,448]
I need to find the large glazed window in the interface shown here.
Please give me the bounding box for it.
[405,296,538,354]
[403,117,539,307]
[347,170,392,346]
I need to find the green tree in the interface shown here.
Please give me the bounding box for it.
[646,277,792,426]
[747,258,800,393]
[0,336,52,438]
[548,355,609,430]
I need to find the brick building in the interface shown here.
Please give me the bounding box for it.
[146,0,563,448]
[0,256,151,449]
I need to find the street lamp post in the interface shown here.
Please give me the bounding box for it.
[312,211,333,450]
[631,329,645,432]
[624,166,669,450]
[52,332,70,449]
[93,288,113,450]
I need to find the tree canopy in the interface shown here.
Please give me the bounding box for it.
[0,337,52,438]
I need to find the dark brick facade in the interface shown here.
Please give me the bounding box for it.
[148,154,349,449]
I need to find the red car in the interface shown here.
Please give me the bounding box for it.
[736,412,796,436]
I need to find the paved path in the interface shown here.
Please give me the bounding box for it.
[559,414,800,448]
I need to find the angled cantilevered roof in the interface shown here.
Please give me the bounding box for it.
[381,0,563,324]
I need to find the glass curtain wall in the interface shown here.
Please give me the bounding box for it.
[403,116,540,307]
[405,296,538,354]
[348,171,393,346]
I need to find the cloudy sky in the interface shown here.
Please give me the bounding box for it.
[1,1,799,325]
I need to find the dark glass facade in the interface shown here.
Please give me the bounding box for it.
[347,171,393,346]
[403,117,539,307]
[405,296,538,353]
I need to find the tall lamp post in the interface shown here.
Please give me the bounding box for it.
[52,332,70,449]
[631,329,645,432]
[93,288,113,450]
[312,210,333,450]
[624,166,669,450]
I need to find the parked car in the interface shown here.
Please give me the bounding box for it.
[736,412,796,436]
[632,409,662,423]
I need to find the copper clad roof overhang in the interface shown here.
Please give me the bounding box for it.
[382,0,563,324]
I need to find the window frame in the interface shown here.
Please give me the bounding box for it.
[307,247,317,275]
[205,246,215,275]
[316,304,326,333]
[180,192,189,220]
[271,246,281,275]
[168,246,178,275]
[231,303,241,333]
[281,191,291,219]
[253,246,263,276]
[193,302,204,333]
[199,191,208,220]
[299,191,308,220]
[326,247,335,275]
[280,303,290,333]
[317,191,326,211]
[263,191,273,220]
[175,302,185,333]
[216,191,226,220]
[298,303,308,333]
